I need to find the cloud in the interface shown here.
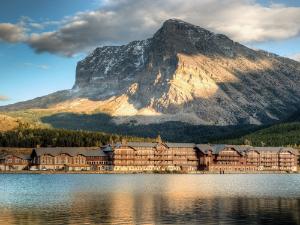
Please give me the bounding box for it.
[0,23,26,42]
[0,96,9,101]
[0,16,59,44]
[3,0,300,56]
[29,23,44,30]
[289,53,300,62]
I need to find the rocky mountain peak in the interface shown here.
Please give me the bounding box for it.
[152,19,215,54]
[155,19,212,37]
[151,18,246,59]
[2,19,300,127]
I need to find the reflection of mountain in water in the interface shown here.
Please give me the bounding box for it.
[0,174,300,224]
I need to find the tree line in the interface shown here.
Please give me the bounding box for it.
[0,128,153,148]
[217,122,300,148]
[1,122,299,148]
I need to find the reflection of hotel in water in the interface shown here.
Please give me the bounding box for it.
[2,178,300,225]
[0,136,299,172]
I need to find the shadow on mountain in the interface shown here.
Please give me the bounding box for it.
[2,20,300,139]
[286,109,300,122]
[41,112,263,142]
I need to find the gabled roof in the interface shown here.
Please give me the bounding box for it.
[251,147,282,152]
[165,143,196,148]
[196,144,251,154]
[102,142,299,155]
[0,153,31,160]
[113,141,197,150]
[211,144,227,154]
[17,154,32,160]
[213,145,262,154]
[196,144,212,153]
[224,145,251,153]
[250,147,298,155]
[34,147,106,157]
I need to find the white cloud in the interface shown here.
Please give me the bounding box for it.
[29,23,44,30]
[0,17,60,43]
[0,23,26,42]
[290,53,300,62]
[2,0,300,56]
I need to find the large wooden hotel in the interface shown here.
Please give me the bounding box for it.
[0,137,299,173]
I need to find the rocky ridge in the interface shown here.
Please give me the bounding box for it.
[2,19,300,126]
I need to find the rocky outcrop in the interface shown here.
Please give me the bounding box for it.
[2,19,300,125]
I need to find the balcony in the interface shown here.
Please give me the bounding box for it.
[217,158,240,161]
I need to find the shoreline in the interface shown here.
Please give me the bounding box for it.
[0,171,299,175]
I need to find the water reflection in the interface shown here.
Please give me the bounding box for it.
[0,174,300,225]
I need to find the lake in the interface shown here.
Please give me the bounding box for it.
[0,174,300,225]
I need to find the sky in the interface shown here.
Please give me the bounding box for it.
[0,0,300,106]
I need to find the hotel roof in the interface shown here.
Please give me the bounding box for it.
[250,147,298,154]
[0,153,31,160]
[88,142,299,155]
[34,147,107,157]
[165,143,196,148]
[113,142,196,149]
[195,144,212,153]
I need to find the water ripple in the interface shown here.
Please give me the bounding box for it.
[0,174,299,224]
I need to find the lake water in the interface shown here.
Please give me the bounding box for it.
[0,174,300,225]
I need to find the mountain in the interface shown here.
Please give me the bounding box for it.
[218,120,300,148]
[214,109,300,147]
[1,19,300,129]
[0,114,19,131]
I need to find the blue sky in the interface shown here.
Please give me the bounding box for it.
[0,0,100,105]
[1,0,300,106]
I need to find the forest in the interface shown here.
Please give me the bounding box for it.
[0,128,153,148]
[41,112,260,143]
[218,122,300,148]
[1,111,300,148]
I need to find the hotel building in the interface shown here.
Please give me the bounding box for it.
[197,144,299,172]
[31,147,112,171]
[1,139,298,173]
[104,140,298,172]
[0,154,31,171]
[102,138,201,172]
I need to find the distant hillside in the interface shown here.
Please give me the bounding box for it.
[40,112,261,143]
[0,111,49,132]
[217,121,300,147]
[216,109,300,147]
[0,114,19,131]
[0,110,259,143]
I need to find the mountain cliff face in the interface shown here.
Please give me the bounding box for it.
[2,19,300,126]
